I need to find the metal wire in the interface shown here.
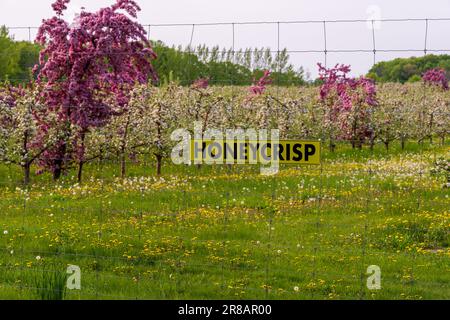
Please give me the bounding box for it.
[1,17,448,301]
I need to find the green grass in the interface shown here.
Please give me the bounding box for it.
[0,141,448,300]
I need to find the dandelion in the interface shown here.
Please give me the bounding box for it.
[294,286,300,292]
[3,230,8,235]
[36,256,41,261]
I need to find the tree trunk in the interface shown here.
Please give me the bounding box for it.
[53,159,63,181]
[156,154,163,176]
[401,137,406,150]
[52,138,68,181]
[329,138,336,153]
[77,161,84,184]
[22,131,31,185]
[23,162,31,186]
[358,140,363,150]
[121,153,126,179]
[77,131,86,184]
[369,136,375,151]
[429,114,433,145]
[351,121,358,149]
[120,114,131,180]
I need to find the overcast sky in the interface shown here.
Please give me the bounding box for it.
[1,0,450,78]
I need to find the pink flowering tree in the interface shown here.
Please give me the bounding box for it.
[191,78,210,90]
[421,68,449,144]
[243,70,272,130]
[249,70,272,96]
[318,63,377,151]
[422,68,449,90]
[34,0,157,180]
[317,64,350,151]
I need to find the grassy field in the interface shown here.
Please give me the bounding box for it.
[0,141,448,300]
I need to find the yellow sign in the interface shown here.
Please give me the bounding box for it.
[190,140,321,165]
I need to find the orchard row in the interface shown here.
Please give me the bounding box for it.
[0,77,448,184]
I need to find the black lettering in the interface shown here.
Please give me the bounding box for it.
[273,144,284,161]
[285,143,291,161]
[292,144,303,161]
[224,142,231,160]
[239,143,248,161]
[305,144,316,161]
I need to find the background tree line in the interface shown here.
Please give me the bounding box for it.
[0,26,40,84]
[0,26,305,86]
[2,24,450,86]
[368,54,450,83]
[153,42,306,86]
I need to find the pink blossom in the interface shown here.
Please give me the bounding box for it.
[422,68,449,90]
[249,70,272,96]
[192,78,209,90]
[52,0,70,16]
[318,63,377,108]
[318,63,377,143]
[34,0,158,175]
